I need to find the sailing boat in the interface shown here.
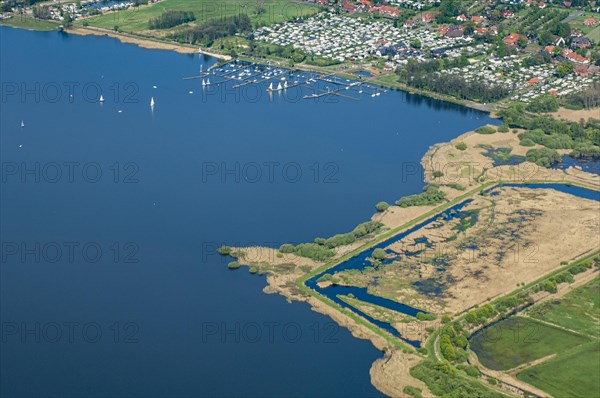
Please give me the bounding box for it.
[276,83,282,91]
[99,95,105,102]
[268,82,273,92]
[150,97,155,108]
[20,120,25,128]
[206,78,211,85]
[284,81,288,89]
[202,79,206,86]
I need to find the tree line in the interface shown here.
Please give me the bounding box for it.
[148,10,196,30]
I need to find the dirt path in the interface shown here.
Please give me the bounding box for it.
[506,354,556,376]
[433,335,442,361]
[469,352,551,398]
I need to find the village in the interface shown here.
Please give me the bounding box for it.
[1,0,599,104]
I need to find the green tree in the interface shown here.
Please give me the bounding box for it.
[556,61,573,77]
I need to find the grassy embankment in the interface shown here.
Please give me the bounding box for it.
[0,15,60,31]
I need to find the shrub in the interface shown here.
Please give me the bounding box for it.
[465,365,480,378]
[520,138,536,147]
[227,261,241,270]
[475,126,496,135]
[317,273,332,283]
[441,314,451,324]
[526,147,561,167]
[497,124,510,133]
[526,93,559,113]
[455,142,467,151]
[416,312,437,321]
[396,185,446,207]
[403,386,423,398]
[447,183,466,191]
[248,266,258,274]
[432,171,444,178]
[372,248,387,260]
[218,246,231,255]
[375,201,390,212]
[279,244,295,253]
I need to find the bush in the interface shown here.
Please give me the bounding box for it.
[416,312,437,321]
[372,248,387,261]
[455,142,467,151]
[248,266,258,274]
[218,246,231,255]
[475,126,496,135]
[487,377,497,385]
[447,183,466,191]
[403,386,423,398]
[411,361,505,398]
[228,261,241,270]
[317,273,332,283]
[465,365,480,378]
[396,185,446,207]
[432,171,444,178]
[520,138,536,147]
[497,124,510,133]
[526,147,561,167]
[526,93,559,113]
[279,244,295,253]
[375,201,390,212]
[441,314,452,324]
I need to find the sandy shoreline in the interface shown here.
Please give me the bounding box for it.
[67,26,231,59]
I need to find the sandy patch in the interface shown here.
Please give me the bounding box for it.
[549,107,600,123]
[68,27,231,59]
[370,349,432,398]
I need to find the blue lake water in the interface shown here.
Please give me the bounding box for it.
[552,155,600,175]
[0,27,498,397]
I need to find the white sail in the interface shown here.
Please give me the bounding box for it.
[206,78,211,85]
[150,97,155,107]
[202,79,206,86]
[277,83,282,91]
[20,120,25,128]
[99,95,104,102]
[268,82,273,91]
[284,81,288,89]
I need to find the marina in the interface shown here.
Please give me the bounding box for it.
[183,60,387,102]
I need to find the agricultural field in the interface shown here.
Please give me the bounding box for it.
[527,276,600,338]
[79,0,317,34]
[517,341,600,398]
[469,316,590,370]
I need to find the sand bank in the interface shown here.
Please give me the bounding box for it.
[67,27,231,59]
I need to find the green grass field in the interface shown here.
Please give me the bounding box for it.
[470,316,590,370]
[80,0,317,33]
[527,277,600,338]
[0,16,60,31]
[517,342,600,398]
